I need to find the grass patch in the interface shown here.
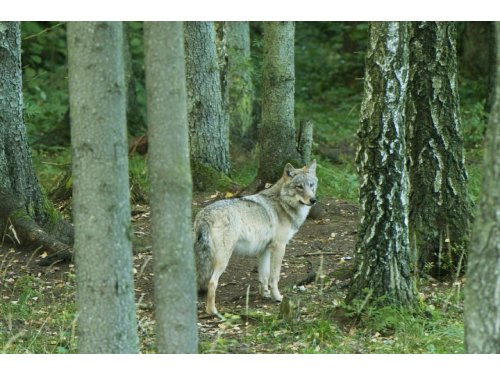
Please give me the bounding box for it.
[0,272,77,354]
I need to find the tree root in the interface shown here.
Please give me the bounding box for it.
[1,191,73,266]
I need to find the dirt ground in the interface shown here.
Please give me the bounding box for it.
[0,193,358,352]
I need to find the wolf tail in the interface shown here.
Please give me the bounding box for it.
[193,219,214,296]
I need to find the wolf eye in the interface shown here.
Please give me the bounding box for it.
[297,185,304,190]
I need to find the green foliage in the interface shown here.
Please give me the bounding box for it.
[21,22,69,145]
[462,101,488,148]
[31,146,71,191]
[315,156,358,201]
[129,154,149,192]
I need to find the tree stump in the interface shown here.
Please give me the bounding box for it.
[279,294,301,325]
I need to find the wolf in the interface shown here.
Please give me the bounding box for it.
[194,160,318,315]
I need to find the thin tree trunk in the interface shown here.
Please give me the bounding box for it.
[123,22,145,136]
[347,22,416,308]
[461,22,490,78]
[406,22,473,275]
[184,21,230,177]
[144,21,198,354]
[227,21,255,149]
[485,21,497,113]
[257,21,300,185]
[215,21,229,148]
[465,21,500,354]
[68,21,139,354]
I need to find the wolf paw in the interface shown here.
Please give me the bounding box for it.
[259,284,272,298]
[271,292,283,302]
[206,306,218,315]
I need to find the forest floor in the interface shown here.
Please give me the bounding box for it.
[0,193,465,354]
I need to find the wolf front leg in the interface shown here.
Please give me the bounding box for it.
[269,243,286,302]
[258,248,271,298]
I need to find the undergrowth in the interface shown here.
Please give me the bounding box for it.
[198,279,465,354]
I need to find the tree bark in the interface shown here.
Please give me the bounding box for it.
[465,21,500,354]
[406,22,474,275]
[347,22,417,308]
[184,21,230,178]
[485,22,497,113]
[144,21,198,354]
[215,21,229,148]
[0,21,73,253]
[257,21,300,186]
[123,22,145,136]
[68,21,139,354]
[460,21,490,78]
[227,21,255,149]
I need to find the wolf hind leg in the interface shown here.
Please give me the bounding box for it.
[205,257,231,315]
[258,249,271,298]
[205,231,234,315]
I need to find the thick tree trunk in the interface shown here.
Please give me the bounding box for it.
[1,21,46,220]
[256,21,300,186]
[144,21,198,354]
[347,22,416,308]
[68,21,139,354]
[227,21,255,149]
[184,21,230,178]
[465,21,500,354]
[406,22,474,275]
[0,21,73,253]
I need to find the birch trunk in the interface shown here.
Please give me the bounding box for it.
[347,22,416,308]
[406,22,473,275]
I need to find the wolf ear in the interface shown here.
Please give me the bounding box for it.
[305,159,317,176]
[283,163,296,178]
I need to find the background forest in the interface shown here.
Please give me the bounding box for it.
[0,21,494,354]
[21,21,488,201]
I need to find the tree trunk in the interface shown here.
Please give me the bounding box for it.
[460,21,490,78]
[144,21,198,354]
[257,21,300,186]
[465,21,500,354]
[485,22,497,113]
[184,21,230,179]
[215,21,229,149]
[123,22,145,136]
[0,21,73,253]
[406,22,474,276]
[347,22,416,308]
[227,21,255,149]
[68,21,139,354]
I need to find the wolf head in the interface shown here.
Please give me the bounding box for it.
[281,160,318,207]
